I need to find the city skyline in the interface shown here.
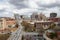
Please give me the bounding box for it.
[0,0,60,17]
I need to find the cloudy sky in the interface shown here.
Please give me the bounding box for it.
[0,0,60,17]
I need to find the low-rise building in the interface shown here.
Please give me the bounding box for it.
[0,17,16,30]
[48,17,60,30]
[22,32,44,40]
[34,21,53,32]
[48,17,60,22]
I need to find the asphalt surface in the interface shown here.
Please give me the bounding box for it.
[8,21,23,40]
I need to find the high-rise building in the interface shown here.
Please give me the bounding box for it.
[31,12,47,21]
[50,13,57,18]
[31,12,38,20]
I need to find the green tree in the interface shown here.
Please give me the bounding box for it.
[47,32,57,39]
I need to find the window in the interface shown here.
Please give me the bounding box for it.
[0,22,3,28]
[57,24,60,27]
[35,15,38,19]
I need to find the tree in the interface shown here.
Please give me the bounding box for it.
[15,24,19,28]
[46,23,56,30]
[21,21,29,31]
[21,21,35,32]
[46,32,57,39]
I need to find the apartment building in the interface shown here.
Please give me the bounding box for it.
[34,21,53,32]
[0,17,16,30]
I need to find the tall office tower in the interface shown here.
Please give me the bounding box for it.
[50,13,57,18]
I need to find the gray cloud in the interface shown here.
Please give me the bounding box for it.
[8,0,60,9]
[8,0,28,9]
[0,9,6,13]
[5,0,60,17]
[38,3,60,8]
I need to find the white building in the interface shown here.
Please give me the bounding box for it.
[31,12,47,21]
